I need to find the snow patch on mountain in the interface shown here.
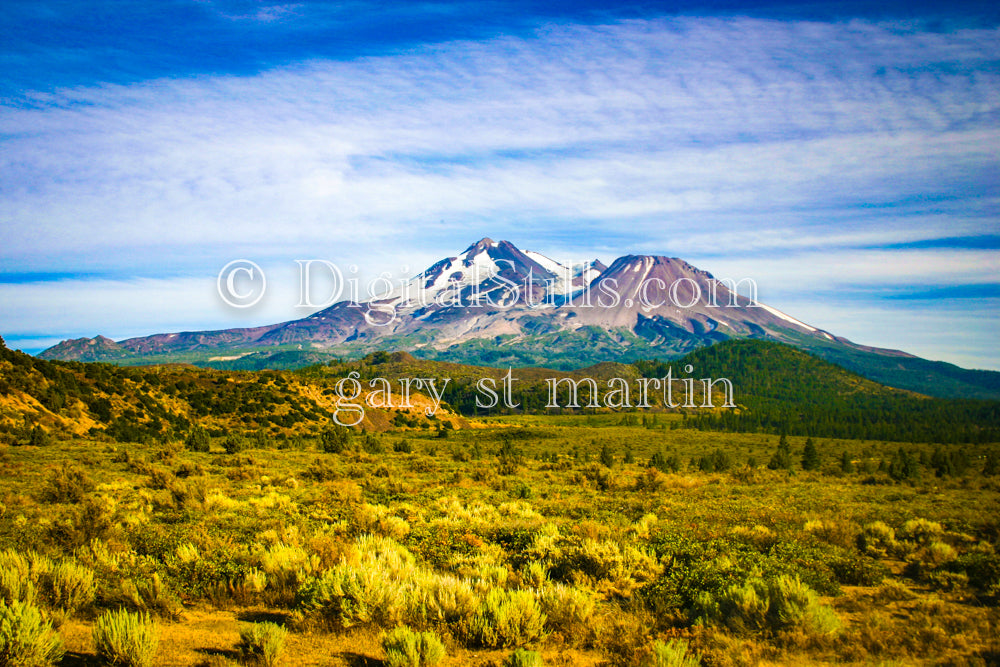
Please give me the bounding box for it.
[758,303,817,332]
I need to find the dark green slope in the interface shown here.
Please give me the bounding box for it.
[302,340,1000,444]
[801,342,1000,401]
[30,324,1000,401]
[661,340,1000,443]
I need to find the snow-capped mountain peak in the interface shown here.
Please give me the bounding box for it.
[40,238,855,366]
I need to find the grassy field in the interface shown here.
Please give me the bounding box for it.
[1,418,998,666]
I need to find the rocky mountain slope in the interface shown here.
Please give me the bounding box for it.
[36,239,1000,399]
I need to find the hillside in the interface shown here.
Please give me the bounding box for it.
[0,337,463,445]
[798,336,1000,401]
[309,340,1000,443]
[662,340,1000,443]
[6,335,999,446]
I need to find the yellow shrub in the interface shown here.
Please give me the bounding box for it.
[537,582,595,637]
[411,572,479,626]
[497,501,543,521]
[254,543,319,593]
[379,516,411,540]
[462,588,546,648]
[629,514,659,540]
[900,518,944,544]
[203,491,240,512]
[175,543,200,564]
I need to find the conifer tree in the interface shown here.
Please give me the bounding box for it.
[840,450,855,474]
[802,437,821,471]
[768,438,793,471]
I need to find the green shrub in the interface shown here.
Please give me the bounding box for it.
[537,583,594,638]
[949,551,1000,596]
[42,463,93,503]
[827,552,887,586]
[44,561,96,614]
[693,575,839,638]
[0,599,64,666]
[462,588,546,648]
[503,647,544,667]
[185,427,210,453]
[643,639,699,667]
[768,575,840,636]
[297,563,409,629]
[92,609,159,667]
[382,626,446,667]
[237,621,287,667]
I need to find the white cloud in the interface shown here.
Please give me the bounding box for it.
[3,17,997,257]
[1,15,998,367]
[698,249,1000,293]
[761,297,1000,371]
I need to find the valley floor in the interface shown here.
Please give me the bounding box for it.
[2,416,998,666]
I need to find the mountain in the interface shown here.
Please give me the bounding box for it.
[38,237,838,356]
[33,334,136,362]
[36,238,1000,399]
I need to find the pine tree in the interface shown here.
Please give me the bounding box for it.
[320,424,351,453]
[185,426,210,453]
[768,440,793,471]
[888,447,920,481]
[840,450,855,474]
[802,437,821,471]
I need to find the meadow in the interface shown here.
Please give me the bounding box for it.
[1,415,998,666]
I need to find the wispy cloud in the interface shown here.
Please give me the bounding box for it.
[1,14,998,365]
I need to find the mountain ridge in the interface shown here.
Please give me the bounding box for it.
[34,238,999,400]
[6,334,1000,444]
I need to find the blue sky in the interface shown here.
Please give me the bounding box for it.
[1,1,999,369]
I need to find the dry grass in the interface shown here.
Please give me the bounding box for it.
[0,423,998,667]
[57,606,606,666]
